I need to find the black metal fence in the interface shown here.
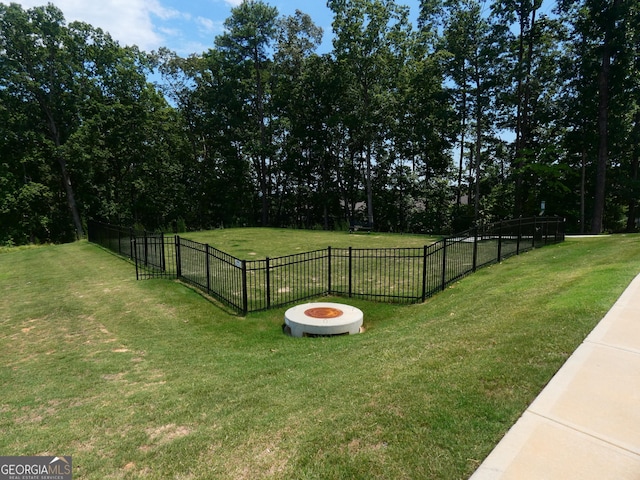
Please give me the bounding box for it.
[88,217,565,315]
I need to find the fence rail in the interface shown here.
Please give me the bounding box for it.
[88,217,565,315]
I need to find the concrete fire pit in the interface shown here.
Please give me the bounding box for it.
[284,302,363,338]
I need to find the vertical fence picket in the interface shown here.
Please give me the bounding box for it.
[441,239,447,291]
[265,257,271,310]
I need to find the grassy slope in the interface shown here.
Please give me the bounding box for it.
[0,235,638,479]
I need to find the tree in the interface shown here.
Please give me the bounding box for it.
[271,10,324,227]
[558,0,639,232]
[215,0,279,226]
[0,4,87,237]
[328,0,413,228]
[437,0,499,225]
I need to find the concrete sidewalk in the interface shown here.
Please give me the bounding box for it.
[470,273,640,480]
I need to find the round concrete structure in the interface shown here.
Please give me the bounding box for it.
[284,302,363,338]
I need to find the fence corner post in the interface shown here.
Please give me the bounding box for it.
[133,237,140,280]
[327,246,332,296]
[175,235,182,278]
[421,245,428,302]
[441,238,447,291]
[348,246,353,298]
[161,232,166,272]
[241,260,248,315]
[205,244,211,293]
[265,257,271,310]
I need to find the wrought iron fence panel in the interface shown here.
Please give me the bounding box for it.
[330,247,425,302]
[132,234,163,277]
[88,221,136,259]
[177,238,208,290]
[88,216,565,315]
[206,245,245,313]
[244,249,329,312]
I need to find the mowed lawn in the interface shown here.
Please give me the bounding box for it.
[180,227,439,259]
[1,233,639,479]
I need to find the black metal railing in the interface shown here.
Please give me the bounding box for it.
[88,216,565,315]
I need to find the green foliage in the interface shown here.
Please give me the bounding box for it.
[1,0,639,244]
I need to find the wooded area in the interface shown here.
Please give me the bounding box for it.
[1,0,638,245]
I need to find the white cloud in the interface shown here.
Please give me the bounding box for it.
[196,16,219,35]
[7,0,180,51]
[224,0,243,7]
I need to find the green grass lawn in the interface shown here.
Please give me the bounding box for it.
[1,233,639,479]
[181,227,439,259]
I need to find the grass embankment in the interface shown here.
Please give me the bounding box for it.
[1,234,639,479]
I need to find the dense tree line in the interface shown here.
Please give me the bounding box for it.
[1,0,638,245]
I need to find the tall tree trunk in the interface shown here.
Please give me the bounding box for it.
[57,154,84,239]
[626,151,639,232]
[626,112,640,232]
[254,45,269,226]
[366,144,374,227]
[474,107,481,223]
[514,2,538,217]
[591,19,614,234]
[473,52,482,224]
[591,0,625,233]
[513,10,526,216]
[580,148,587,234]
[457,83,467,207]
[38,95,84,239]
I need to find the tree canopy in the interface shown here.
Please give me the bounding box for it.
[1,0,638,244]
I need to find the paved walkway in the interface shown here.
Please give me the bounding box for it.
[470,273,640,480]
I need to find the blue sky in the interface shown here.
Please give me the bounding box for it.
[5,0,422,56]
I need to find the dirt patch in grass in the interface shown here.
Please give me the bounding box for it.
[140,424,192,452]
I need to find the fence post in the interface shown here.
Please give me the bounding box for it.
[348,246,353,298]
[472,227,478,272]
[175,236,182,278]
[327,247,332,296]
[421,245,428,302]
[265,257,271,310]
[516,217,522,255]
[133,237,140,280]
[497,221,503,262]
[441,239,447,291]
[532,217,537,249]
[241,260,248,315]
[161,232,166,272]
[205,244,211,293]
